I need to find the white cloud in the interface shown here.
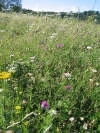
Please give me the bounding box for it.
[23,3,79,13]
[33,4,40,11]
[82,6,87,9]
[31,5,78,12]
[59,6,78,12]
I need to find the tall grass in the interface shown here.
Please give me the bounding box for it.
[0,12,100,132]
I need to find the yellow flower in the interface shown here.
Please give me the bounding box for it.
[8,70,14,73]
[15,106,21,111]
[38,112,40,115]
[15,112,19,114]
[56,127,60,132]
[24,121,29,126]
[19,92,22,94]
[0,71,11,79]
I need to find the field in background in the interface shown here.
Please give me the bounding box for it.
[0,12,100,132]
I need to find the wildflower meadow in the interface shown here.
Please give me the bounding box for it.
[0,12,100,133]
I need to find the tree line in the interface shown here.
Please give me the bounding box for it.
[0,0,22,12]
[0,0,100,23]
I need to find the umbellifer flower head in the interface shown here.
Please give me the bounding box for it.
[63,73,71,77]
[83,123,88,129]
[41,101,49,109]
[69,117,74,122]
[49,109,57,116]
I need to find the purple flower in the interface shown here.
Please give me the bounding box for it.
[41,101,49,109]
[57,44,62,48]
[65,86,71,90]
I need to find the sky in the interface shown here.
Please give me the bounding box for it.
[22,0,100,13]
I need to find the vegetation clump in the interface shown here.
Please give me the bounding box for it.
[0,12,100,132]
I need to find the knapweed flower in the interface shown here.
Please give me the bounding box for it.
[41,101,49,109]
[57,44,62,48]
[15,106,21,111]
[65,86,71,90]
[0,72,11,79]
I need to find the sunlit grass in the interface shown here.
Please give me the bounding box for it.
[0,12,100,132]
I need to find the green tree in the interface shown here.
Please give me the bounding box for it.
[12,5,21,12]
[0,4,2,11]
[0,0,22,9]
[60,12,66,19]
